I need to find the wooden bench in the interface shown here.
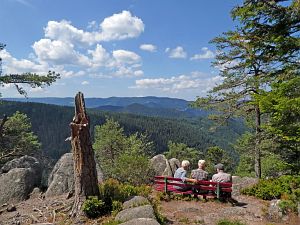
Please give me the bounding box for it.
[154,176,232,199]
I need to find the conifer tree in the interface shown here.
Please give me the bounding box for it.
[194,0,300,178]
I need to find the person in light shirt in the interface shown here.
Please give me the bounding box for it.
[211,163,232,183]
[173,160,197,191]
[191,159,209,181]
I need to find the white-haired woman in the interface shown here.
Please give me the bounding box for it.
[173,160,197,191]
[191,159,209,181]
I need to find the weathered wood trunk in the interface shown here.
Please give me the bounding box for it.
[0,114,7,138]
[254,105,261,179]
[70,92,100,218]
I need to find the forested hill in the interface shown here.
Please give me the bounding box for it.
[3,96,210,118]
[0,100,246,162]
[4,96,190,109]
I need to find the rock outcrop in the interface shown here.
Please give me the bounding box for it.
[268,199,284,221]
[45,153,74,197]
[45,153,103,197]
[0,155,41,178]
[0,168,40,205]
[232,176,259,197]
[150,154,180,177]
[0,156,42,205]
[168,158,180,176]
[115,195,160,224]
[115,205,156,223]
[120,218,160,225]
[123,196,150,209]
[150,154,167,176]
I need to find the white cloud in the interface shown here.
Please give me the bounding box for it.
[131,72,223,93]
[99,11,144,41]
[191,47,215,60]
[29,86,44,93]
[1,83,14,89]
[44,11,144,45]
[0,49,48,74]
[81,81,89,85]
[166,46,187,59]
[14,0,34,8]
[32,39,90,66]
[113,66,144,78]
[88,44,110,67]
[140,44,157,52]
[1,11,145,81]
[87,21,98,30]
[112,49,141,65]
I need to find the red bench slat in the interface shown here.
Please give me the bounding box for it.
[154,176,233,198]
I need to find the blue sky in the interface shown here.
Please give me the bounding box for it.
[0,0,241,100]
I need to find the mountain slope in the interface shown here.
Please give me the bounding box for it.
[0,101,245,162]
[4,96,190,109]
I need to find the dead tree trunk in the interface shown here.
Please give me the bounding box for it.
[70,92,100,218]
[254,105,262,179]
[0,114,7,138]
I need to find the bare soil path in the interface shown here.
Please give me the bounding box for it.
[159,195,300,225]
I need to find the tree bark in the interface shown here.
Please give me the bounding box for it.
[254,105,261,178]
[70,92,100,218]
[0,114,7,138]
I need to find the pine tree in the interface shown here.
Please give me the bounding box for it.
[0,111,40,166]
[194,0,300,178]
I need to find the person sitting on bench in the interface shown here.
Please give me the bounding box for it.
[212,163,232,183]
[174,160,197,191]
[191,159,209,181]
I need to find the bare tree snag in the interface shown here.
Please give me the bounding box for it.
[0,114,7,138]
[70,92,100,218]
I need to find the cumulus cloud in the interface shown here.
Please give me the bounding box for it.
[113,66,144,77]
[32,39,90,66]
[1,11,145,80]
[44,11,144,45]
[131,72,223,93]
[0,49,48,74]
[112,49,141,65]
[190,47,215,60]
[99,11,144,41]
[81,81,89,85]
[140,44,157,52]
[166,46,187,59]
[88,44,110,68]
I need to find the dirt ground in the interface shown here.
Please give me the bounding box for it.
[0,193,299,225]
[159,195,300,225]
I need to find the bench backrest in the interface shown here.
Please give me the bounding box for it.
[154,176,232,198]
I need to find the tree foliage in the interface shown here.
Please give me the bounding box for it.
[193,0,300,177]
[205,146,234,174]
[165,141,203,169]
[0,111,40,166]
[0,43,60,97]
[93,118,154,185]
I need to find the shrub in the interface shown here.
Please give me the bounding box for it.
[241,175,300,214]
[113,153,155,186]
[241,175,300,200]
[82,196,105,218]
[98,178,152,214]
[217,219,246,225]
[111,200,123,216]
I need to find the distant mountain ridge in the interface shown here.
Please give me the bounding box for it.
[94,103,209,118]
[3,96,189,109]
[4,96,209,118]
